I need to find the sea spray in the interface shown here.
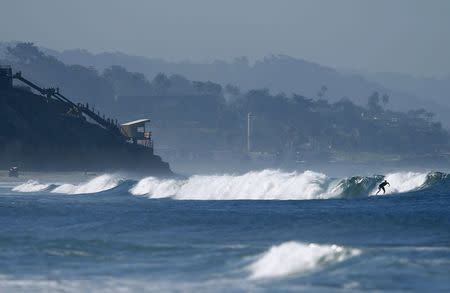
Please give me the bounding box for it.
[131,170,333,200]
[130,177,181,198]
[371,172,428,195]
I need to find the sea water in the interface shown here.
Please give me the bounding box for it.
[0,169,449,292]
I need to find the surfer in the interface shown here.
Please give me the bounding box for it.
[376,180,390,195]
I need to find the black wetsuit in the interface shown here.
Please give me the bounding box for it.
[378,181,389,194]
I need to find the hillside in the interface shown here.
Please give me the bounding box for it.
[40,47,450,127]
[0,85,171,173]
[358,71,450,109]
[1,43,449,168]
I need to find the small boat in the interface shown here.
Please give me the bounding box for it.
[8,167,19,177]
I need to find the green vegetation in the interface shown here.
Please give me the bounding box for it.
[2,43,448,161]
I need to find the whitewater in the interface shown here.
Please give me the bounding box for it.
[11,169,448,200]
[248,241,361,279]
[1,168,449,292]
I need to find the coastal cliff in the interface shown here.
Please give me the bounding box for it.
[0,86,172,175]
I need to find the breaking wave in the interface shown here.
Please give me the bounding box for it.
[131,170,449,200]
[130,170,339,200]
[11,174,123,195]
[12,180,52,192]
[51,174,123,195]
[11,170,450,199]
[248,241,361,279]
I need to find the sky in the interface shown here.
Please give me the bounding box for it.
[1,0,449,77]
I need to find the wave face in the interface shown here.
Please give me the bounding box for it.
[335,175,382,198]
[248,241,361,279]
[51,174,123,195]
[12,180,51,192]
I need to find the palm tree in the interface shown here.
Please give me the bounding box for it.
[381,94,390,109]
[317,85,328,100]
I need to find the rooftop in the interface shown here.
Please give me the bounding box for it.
[121,118,150,126]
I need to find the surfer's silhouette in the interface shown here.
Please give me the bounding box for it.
[376,180,390,195]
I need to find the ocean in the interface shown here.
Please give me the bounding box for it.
[0,169,449,292]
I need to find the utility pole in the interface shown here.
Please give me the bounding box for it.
[247,112,253,153]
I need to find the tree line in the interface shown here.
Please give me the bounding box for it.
[2,42,448,157]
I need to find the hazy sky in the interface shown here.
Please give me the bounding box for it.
[1,0,449,77]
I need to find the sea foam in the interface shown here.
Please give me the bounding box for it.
[130,170,337,200]
[248,241,361,279]
[12,180,51,192]
[371,172,428,195]
[11,170,436,199]
[130,169,431,200]
[51,174,122,195]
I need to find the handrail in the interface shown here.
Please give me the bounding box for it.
[12,71,124,139]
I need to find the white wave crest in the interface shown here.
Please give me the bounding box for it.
[51,174,121,195]
[130,177,181,198]
[11,170,434,199]
[130,170,339,200]
[248,241,361,279]
[12,180,51,192]
[372,172,428,195]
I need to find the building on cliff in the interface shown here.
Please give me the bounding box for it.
[0,66,171,174]
[121,119,153,151]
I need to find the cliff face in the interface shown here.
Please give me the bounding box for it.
[0,87,172,175]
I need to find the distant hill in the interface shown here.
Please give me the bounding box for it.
[39,47,450,127]
[357,71,450,109]
[1,43,448,167]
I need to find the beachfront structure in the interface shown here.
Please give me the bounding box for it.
[121,119,153,151]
